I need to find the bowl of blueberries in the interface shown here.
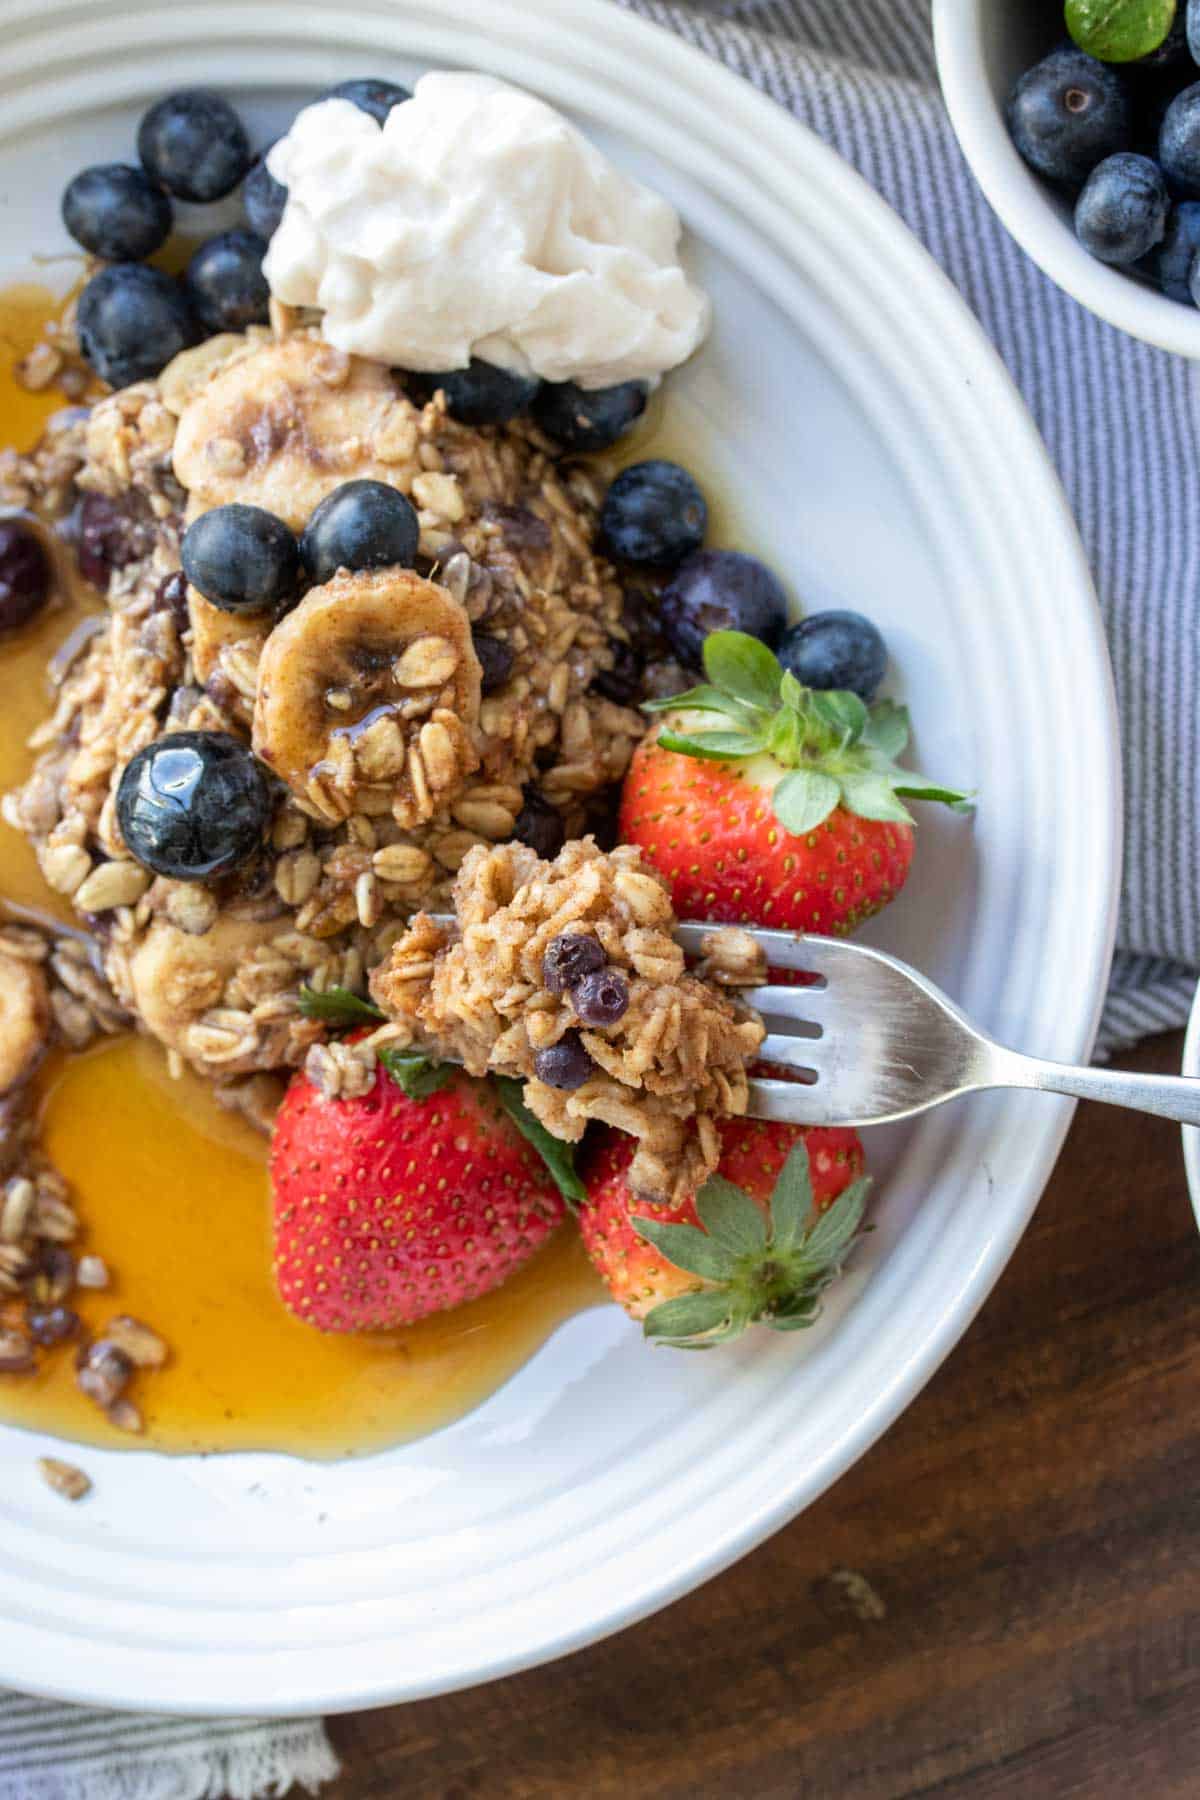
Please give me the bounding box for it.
[933,0,1200,354]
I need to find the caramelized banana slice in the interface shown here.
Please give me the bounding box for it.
[252,568,483,827]
[172,334,420,531]
[0,951,49,1093]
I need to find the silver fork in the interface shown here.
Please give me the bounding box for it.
[675,924,1200,1128]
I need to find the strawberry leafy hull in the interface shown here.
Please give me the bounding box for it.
[619,630,970,936]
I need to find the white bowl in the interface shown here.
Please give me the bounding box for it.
[1182,983,1200,1204]
[0,0,1120,1716]
[932,0,1200,356]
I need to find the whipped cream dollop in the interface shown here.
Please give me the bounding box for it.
[262,72,710,389]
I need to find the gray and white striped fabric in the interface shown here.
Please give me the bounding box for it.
[630,0,1200,1057]
[3,4,1195,1795]
[0,1689,338,1799]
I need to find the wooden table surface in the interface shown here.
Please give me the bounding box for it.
[316,1030,1199,1799]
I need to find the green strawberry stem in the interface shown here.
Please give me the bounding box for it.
[644,631,973,837]
[632,1140,871,1348]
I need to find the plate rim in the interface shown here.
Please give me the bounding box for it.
[0,0,1122,1715]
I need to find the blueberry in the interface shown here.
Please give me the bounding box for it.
[61,163,172,262]
[1186,248,1200,307]
[181,505,300,613]
[532,379,648,452]
[117,731,271,880]
[243,145,288,239]
[777,610,888,703]
[320,78,411,126]
[599,461,707,567]
[512,789,565,858]
[591,637,642,706]
[571,967,629,1028]
[543,932,606,994]
[184,230,270,334]
[137,89,251,203]
[660,550,789,670]
[410,359,540,426]
[155,570,190,633]
[76,265,198,389]
[1160,81,1200,196]
[1142,197,1200,296]
[0,519,50,631]
[1140,13,1193,71]
[1007,47,1131,187]
[300,480,420,585]
[1189,0,1200,67]
[77,493,156,590]
[1074,152,1169,263]
[471,630,514,695]
[533,1032,595,1090]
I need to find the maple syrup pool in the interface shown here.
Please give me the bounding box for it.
[0,282,610,1460]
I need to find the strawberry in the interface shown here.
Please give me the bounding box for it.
[270,1064,566,1331]
[619,630,970,935]
[580,1116,869,1347]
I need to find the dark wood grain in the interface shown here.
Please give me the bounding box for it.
[318,1032,1200,1800]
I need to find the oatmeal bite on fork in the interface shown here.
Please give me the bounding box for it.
[369,838,768,1204]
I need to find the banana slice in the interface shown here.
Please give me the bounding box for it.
[172,334,420,531]
[0,951,49,1094]
[252,567,483,827]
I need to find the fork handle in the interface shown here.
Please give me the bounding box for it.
[995,1049,1200,1127]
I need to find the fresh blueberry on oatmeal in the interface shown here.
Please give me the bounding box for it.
[116,732,272,881]
[319,76,412,125]
[409,358,540,426]
[599,460,707,567]
[137,88,251,202]
[61,162,172,262]
[777,609,888,703]
[76,264,198,389]
[181,504,301,614]
[299,479,420,584]
[184,230,271,334]
[243,145,288,240]
[660,548,788,669]
[532,379,648,451]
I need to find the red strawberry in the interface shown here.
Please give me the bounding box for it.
[619,630,969,935]
[270,1065,565,1331]
[580,1116,869,1347]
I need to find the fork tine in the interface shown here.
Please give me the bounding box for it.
[673,920,824,971]
[747,1077,836,1124]
[758,1032,822,1069]
[740,985,825,1024]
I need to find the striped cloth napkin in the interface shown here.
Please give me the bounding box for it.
[0,1692,338,1799]
[628,0,1200,1054]
[4,2,1194,1795]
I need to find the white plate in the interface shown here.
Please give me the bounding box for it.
[0,0,1120,1716]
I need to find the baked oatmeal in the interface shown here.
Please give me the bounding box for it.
[0,69,967,1441]
[371,838,766,1203]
